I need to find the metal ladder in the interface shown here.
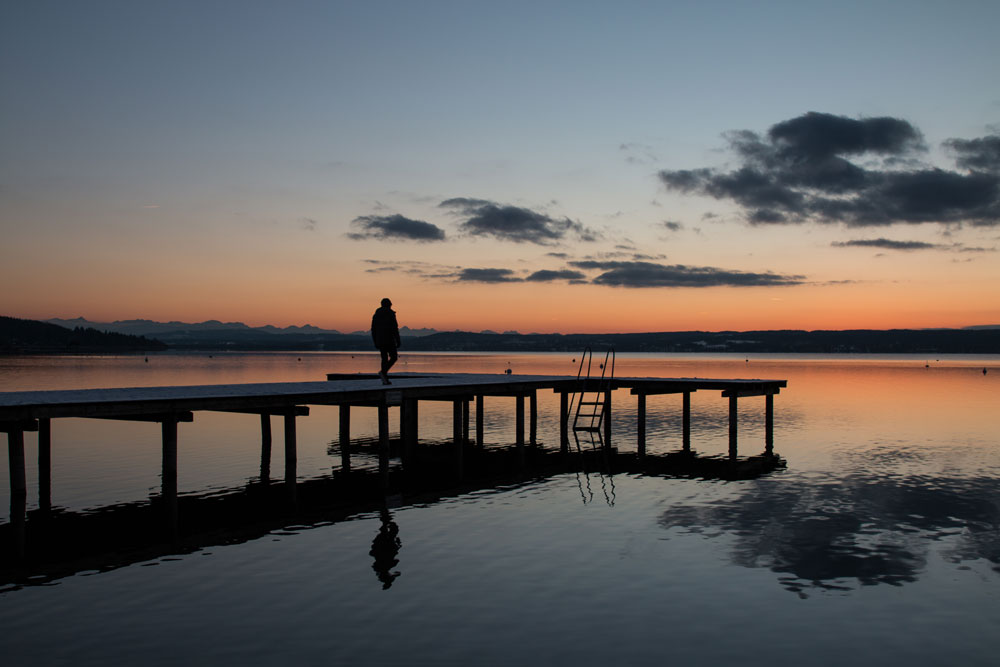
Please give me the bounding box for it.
[569,347,616,435]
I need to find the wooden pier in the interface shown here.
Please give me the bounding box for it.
[2,372,785,557]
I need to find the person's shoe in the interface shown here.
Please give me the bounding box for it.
[380,371,391,385]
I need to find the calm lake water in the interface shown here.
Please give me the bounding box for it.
[1,351,999,666]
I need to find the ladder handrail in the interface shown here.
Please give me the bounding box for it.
[572,346,615,433]
[567,346,592,423]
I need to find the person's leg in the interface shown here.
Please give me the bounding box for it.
[379,348,391,376]
[386,348,398,373]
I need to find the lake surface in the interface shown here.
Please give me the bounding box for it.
[1,351,999,665]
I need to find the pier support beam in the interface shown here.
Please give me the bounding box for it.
[339,405,351,471]
[530,391,537,446]
[462,400,470,445]
[38,417,51,512]
[452,400,464,478]
[637,393,646,458]
[682,392,691,452]
[765,393,774,455]
[260,414,272,483]
[475,395,484,448]
[378,402,390,484]
[5,427,27,559]
[515,395,525,464]
[603,390,612,447]
[284,411,297,503]
[161,418,179,538]
[559,392,569,454]
[728,394,738,460]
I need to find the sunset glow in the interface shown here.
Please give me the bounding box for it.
[3,2,999,334]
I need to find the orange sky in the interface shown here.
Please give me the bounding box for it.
[3,4,999,334]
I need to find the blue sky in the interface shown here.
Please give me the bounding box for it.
[3,1,999,332]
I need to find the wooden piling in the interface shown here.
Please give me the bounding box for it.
[475,395,484,448]
[284,411,297,502]
[637,393,646,457]
[378,402,390,483]
[728,394,738,460]
[339,404,351,471]
[559,392,569,454]
[682,392,691,452]
[7,428,27,559]
[765,393,774,455]
[603,390,612,447]
[260,413,272,483]
[529,391,537,446]
[452,400,463,477]
[161,418,178,536]
[38,417,52,511]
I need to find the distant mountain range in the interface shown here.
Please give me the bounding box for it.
[26,317,1000,354]
[45,317,441,339]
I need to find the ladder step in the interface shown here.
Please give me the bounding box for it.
[578,401,604,406]
[573,425,602,432]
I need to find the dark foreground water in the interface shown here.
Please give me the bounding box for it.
[1,352,999,665]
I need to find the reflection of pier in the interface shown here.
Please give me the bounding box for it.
[0,444,783,587]
[1,373,785,559]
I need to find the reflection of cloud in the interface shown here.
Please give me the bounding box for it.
[659,112,1000,227]
[569,260,805,288]
[348,214,446,242]
[440,197,599,244]
[659,472,1000,596]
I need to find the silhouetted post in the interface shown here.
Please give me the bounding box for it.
[765,393,774,454]
[462,400,470,444]
[38,417,52,511]
[637,393,646,457]
[728,394,738,460]
[603,390,612,448]
[259,414,272,483]
[452,400,463,478]
[560,392,569,453]
[682,392,691,452]
[515,394,525,446]
[378,402,390,484]
[284,411,297,503]
[401,398,418,465]
[529,391,537,446]
[161,418,178,538]
[7,428,27,558]
[339,405,351,471]
[475,395,484,448]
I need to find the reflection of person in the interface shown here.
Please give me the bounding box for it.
[371,298,401,385]
[369,507,401,589]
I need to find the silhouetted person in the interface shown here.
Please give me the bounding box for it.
[369,507,401,589]
[371,297,401,385]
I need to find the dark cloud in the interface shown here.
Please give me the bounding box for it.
[455,268,522,283]
[569,260,804,288]
[945,135,1000,172]
[659,112,1000,227]
[440,198,598,244]
[348,214,446,242]
[525,269,587,282]
[832,238,940,250]
[662,220,684,232]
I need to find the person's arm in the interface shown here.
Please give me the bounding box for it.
[393,313,401,347]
